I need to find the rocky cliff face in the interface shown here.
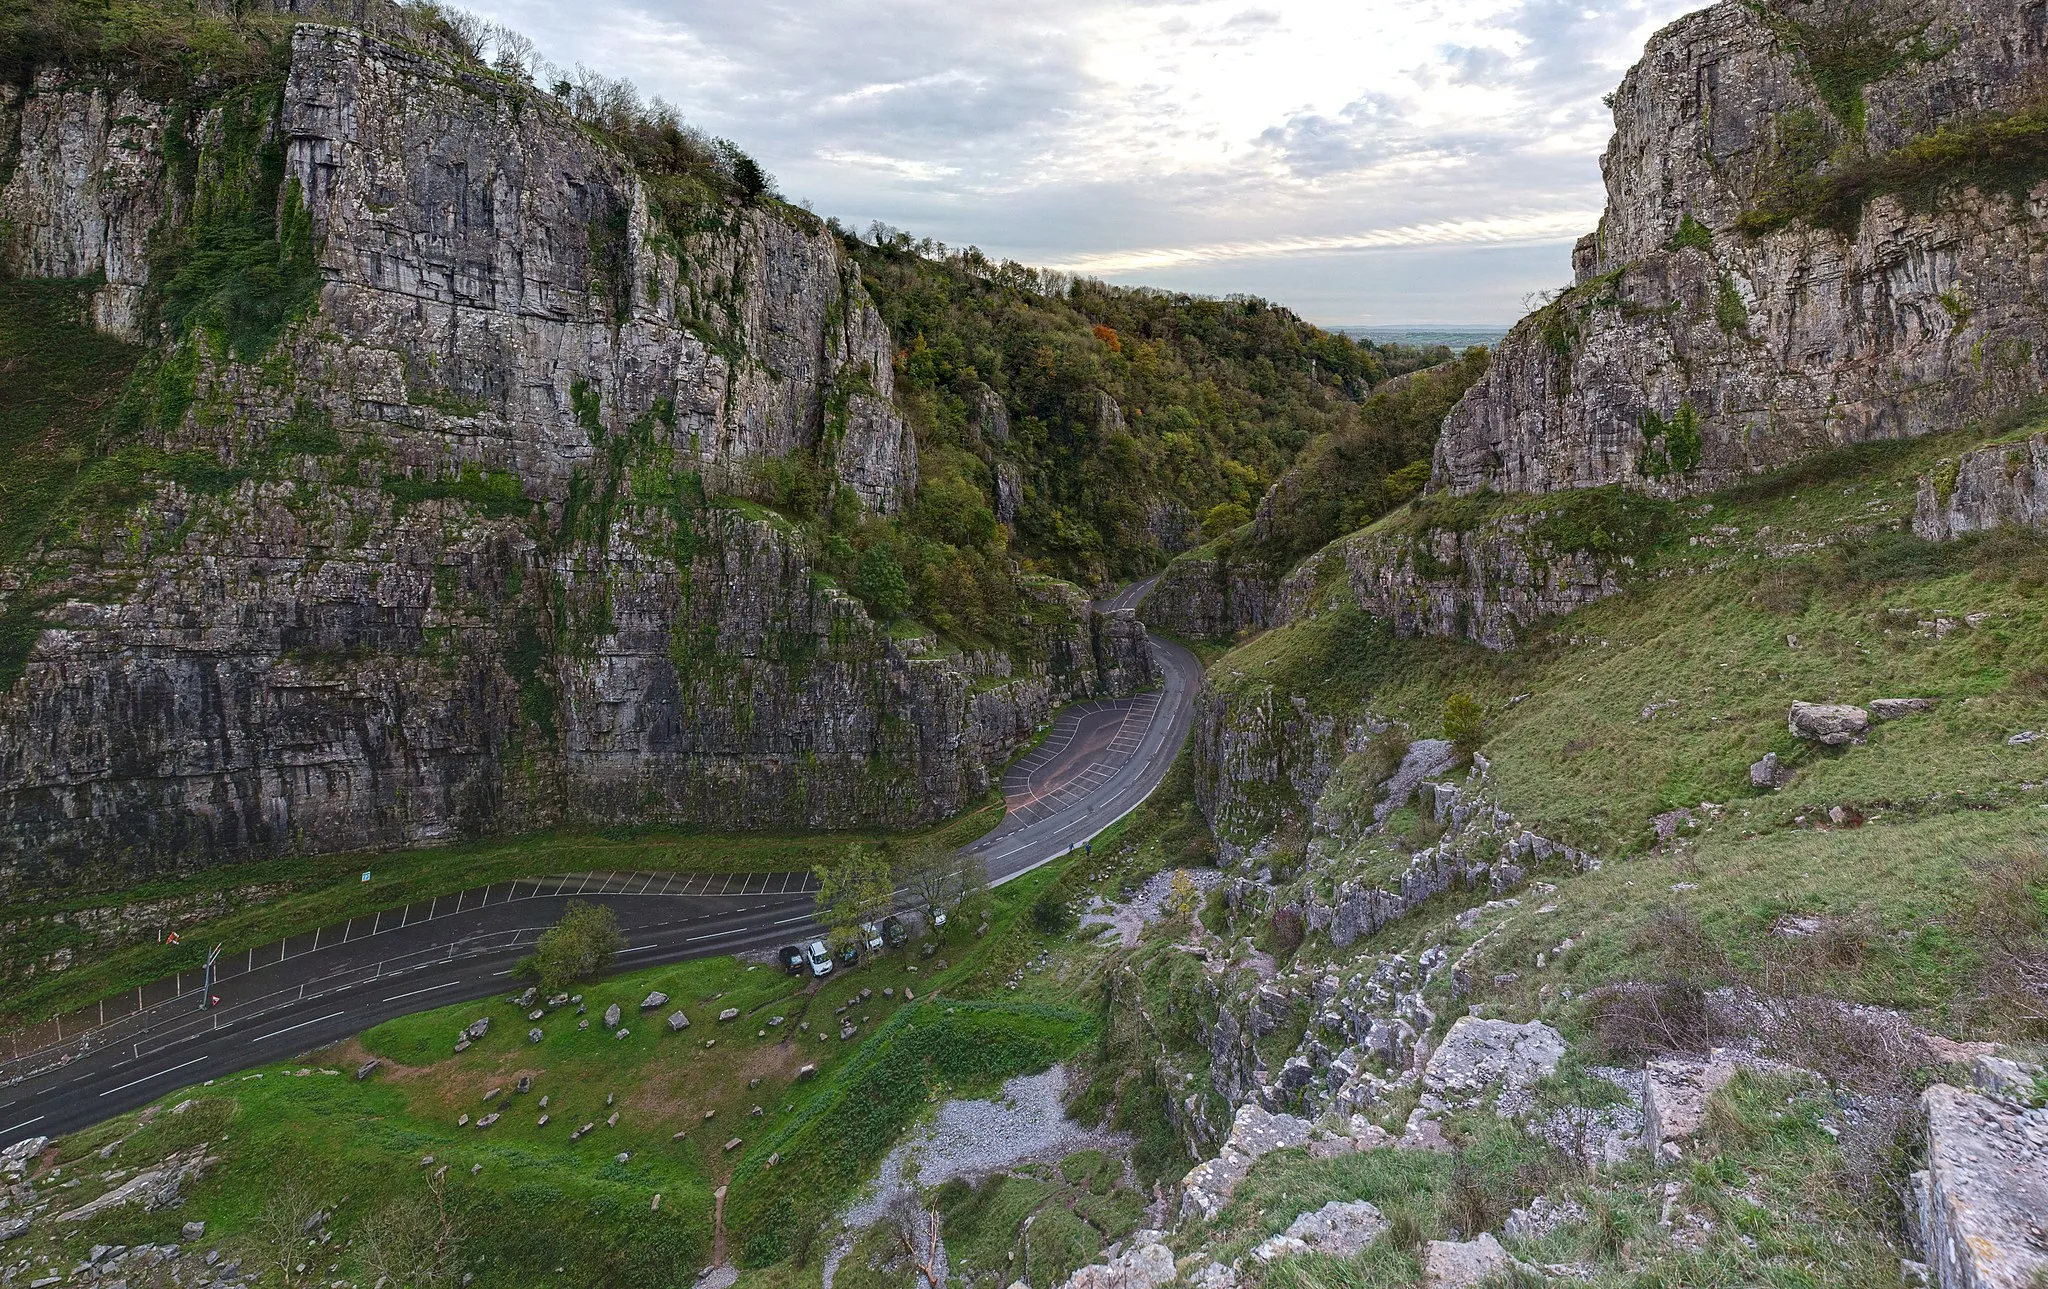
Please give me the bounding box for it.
[1434,0,2048,500]
[1914,432,2048,540]
[1275,506,1643,652]
[0,22,1150,891]
[1142,547,1277,642]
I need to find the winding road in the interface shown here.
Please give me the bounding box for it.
[2,586,1196,1146]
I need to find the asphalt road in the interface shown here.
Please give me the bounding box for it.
[4,584,1193,1146]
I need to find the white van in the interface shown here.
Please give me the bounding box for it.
[805,940,834,978]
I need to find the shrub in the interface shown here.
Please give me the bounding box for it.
[1585,978,1713,1060]
[522,900,625,993]
[853,545,912,621]
[1270,906,1305,956]
[1665,214,1714,253]
[1031,888,1076,935]
[1443,693,1486,759]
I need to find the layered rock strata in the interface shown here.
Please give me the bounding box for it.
[1914,433,2048,541]
[0,24,1149,887]
[1433,0,2048,501]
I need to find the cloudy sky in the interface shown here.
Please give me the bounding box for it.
[468,0,1709,326]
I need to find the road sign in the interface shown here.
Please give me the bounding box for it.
[164,931,180,945]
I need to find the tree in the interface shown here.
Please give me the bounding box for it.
[814,844,892,941]
[1443,692,1486,760]
[886,1191,945,1289]
[1164,871,1201,920]
[250,1180,322,1286]
[896,837,958,919]
[853,546,912,620]
[353,1168,466,1288]
[525,900,625,994]
[1201,501,1251,541]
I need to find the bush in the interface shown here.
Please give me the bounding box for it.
[1031,888,1077,935]
[522,900,625,993]
[1584,978,1713,1060]
[1443,693,1486,759]
[853,545,912,621]
[1270,906,1305,956]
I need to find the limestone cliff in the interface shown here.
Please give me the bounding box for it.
[1273,498,1653,652]
[1434,0,2048,500]
[0,20,1150,890]
[1913,432,2048,540]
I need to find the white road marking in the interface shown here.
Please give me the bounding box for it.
[98,1057,208,1097]
[380,981,461,1003]
[248,1011,347,1045]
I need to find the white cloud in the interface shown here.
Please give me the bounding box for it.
[464,0,1711,323]
[1044,211,1603,275]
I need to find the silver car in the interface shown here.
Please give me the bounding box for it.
[805,939,834,977]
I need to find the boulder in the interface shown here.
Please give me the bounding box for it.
[0,1136,46,1177]
[1178,1105,1313,1220]
[476,1113,499,1128]
[1056,1233,1175,1289]
[1913,1083,2048,1289]
[641,991,669,1010]
[354,1060,380,1081]
[515,987,536,1008]
[464,1018,489,1040]
[1748,752,1789,790]
[718,1007,740,1022]
[668,1011,691,1032]
[1788,702,1868,747]
[1642,1056,1737,1163]
[1252,1200,1387,1262]
[55,1146,218,1223]
[1423,1235,1525,1288]
[603,1003,622,1029]
[0,1217,30,1241]
[528,1027,544,1043]
[1504,1195,1588,1242]
[1422,1017,1566,1106]
[1870,698,1935,721]
[1970,1054,2044,1100]
[723,1137,743,1152]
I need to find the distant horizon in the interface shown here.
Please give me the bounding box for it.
[1332,323,1512,348]
[461,0,1707,326]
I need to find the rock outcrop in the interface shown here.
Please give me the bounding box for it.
[0,22,1150,888]
[1142,547,1276,641]
[1913,1081,2048,1289]
[1275,503,1644,651]
[1433,0,2048,501]
[1915,433,2048,542]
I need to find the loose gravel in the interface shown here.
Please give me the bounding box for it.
[826,1065,1129,1289]
[843,1064,1128,1227]
[1079,868,1227,948]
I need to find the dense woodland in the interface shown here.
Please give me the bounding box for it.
[823,230,1454,634]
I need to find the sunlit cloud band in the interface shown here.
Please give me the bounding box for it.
[1040,210,1602,277]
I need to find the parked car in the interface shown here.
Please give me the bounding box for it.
[860,921,884,952]
[778,944,806,976]
[927,905,948,930]
[881,915,908,947]
[839,940,860,966]
[804,940,834,978]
